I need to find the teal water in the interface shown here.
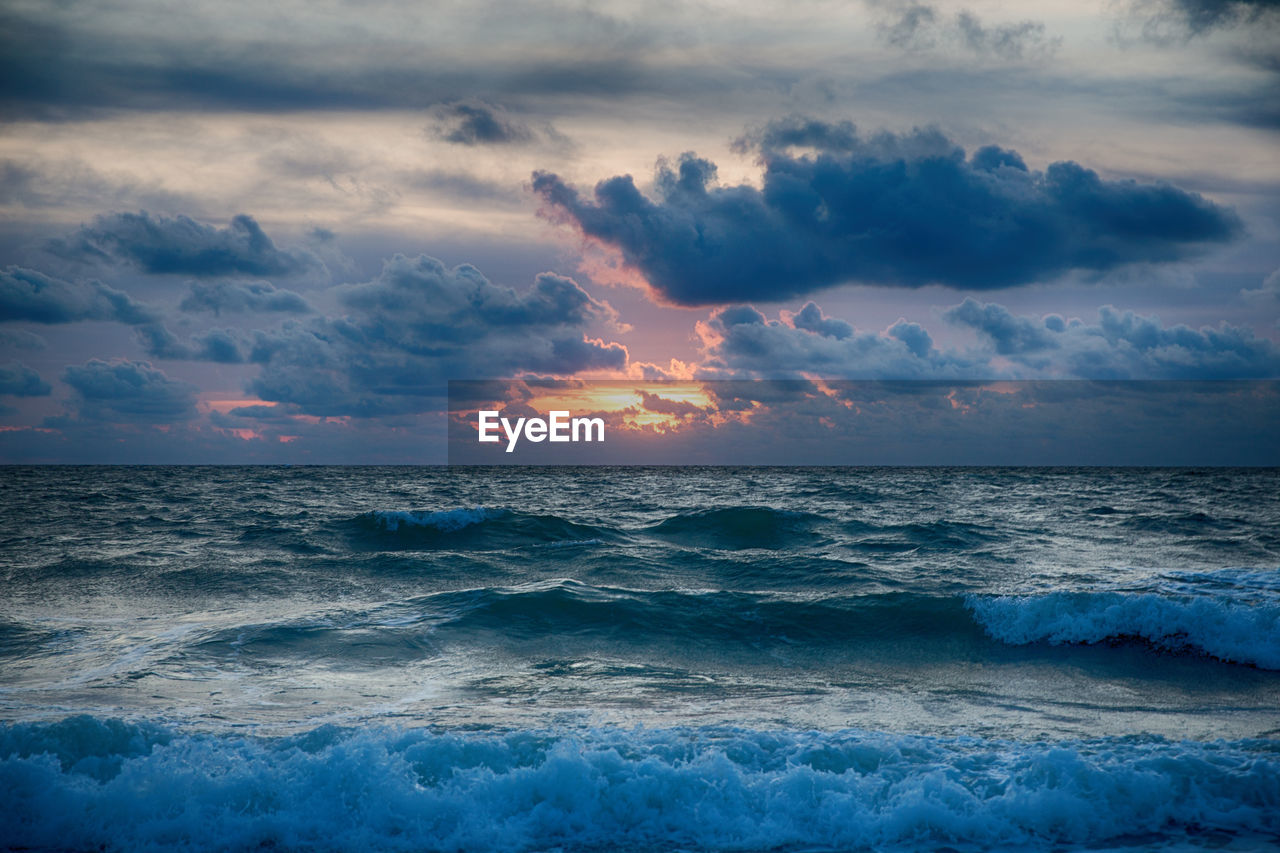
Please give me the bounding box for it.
[2,466,1278,850]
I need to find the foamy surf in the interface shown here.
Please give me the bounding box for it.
[968,569,1280,669]
[3,718,1278,852]
[3,466,1278,850]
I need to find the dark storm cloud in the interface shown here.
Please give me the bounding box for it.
[179,280,312,315]
[943,299,1058,355]
[214,404,291,425]
[0,8,398,117]
[954,12,1058,60]
[790,301,854,340]
[0,362,51,397]
[0,4,713,119]
[535,120,1241,306]
[880,4,939,49]
[699,302,971,378]
[945,297,1280,378]
[134,325,188,361]
[1171,86,1280,130]
[135,325,247,364]
[1136,0,1280,34]
[239,256,626,417]
[0,266,155,324]
[434,102,535,146]
[700,297,1280,380]
[50,212,320,278]
[62,359,198,423]
[1128,0,1280,87]
[877,4,1059,59]
[0,1,1270,139]
[847,65,1280,131]
[735,117,862,155]
[196,329,247,364]
[1077,306,1280,378]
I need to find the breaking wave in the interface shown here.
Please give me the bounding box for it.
[3,717,1278,852]
[969,570,1280,669]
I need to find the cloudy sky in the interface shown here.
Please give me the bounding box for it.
[0,0,1277,462]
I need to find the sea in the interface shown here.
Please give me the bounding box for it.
[1,465,1278,851]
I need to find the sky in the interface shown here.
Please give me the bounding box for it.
[0,0,1277,463]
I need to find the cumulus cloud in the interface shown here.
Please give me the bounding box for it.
[0,266,154,324]
[62,359,198,422]
[947,297,1280,378]
[699,298,1280,380]
[535,119,1240,306]
[135,324,247,364]
[788,301,854,339]
[1241,267,1280,303]
[50,212,320,278]
[196,329,248,364]
[698,302,971,379]
[943,298,1058,355]
[179,280,311,315]
[0,362,51,396]
[239,255,627,416]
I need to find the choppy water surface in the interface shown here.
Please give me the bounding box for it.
[2,466,1278,851]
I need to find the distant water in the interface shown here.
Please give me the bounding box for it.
[2,466,1278,851]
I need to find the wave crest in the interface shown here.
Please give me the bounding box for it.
[346,508,613,549]
[645,506,827,549]
[368,507,505,532]
[968,584,1280,669]
[3,719,1277,852]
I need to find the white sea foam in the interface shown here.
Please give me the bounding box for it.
[2,719,1277,852]
[968,575,1280,669]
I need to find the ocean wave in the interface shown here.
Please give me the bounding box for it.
[644,506,828,550]
[2,717,1277,852]
[414,580,979,647]
[192,620,440,667]
[182,575,1280,668]
[369,507,505,533]
[179,582,980,667]
[0,620,63,658]
[968,577,1280,669]
[346,508,615,550]
[1121,511,1247,535]
[349,504,839,552]
[840,518,1000,554]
